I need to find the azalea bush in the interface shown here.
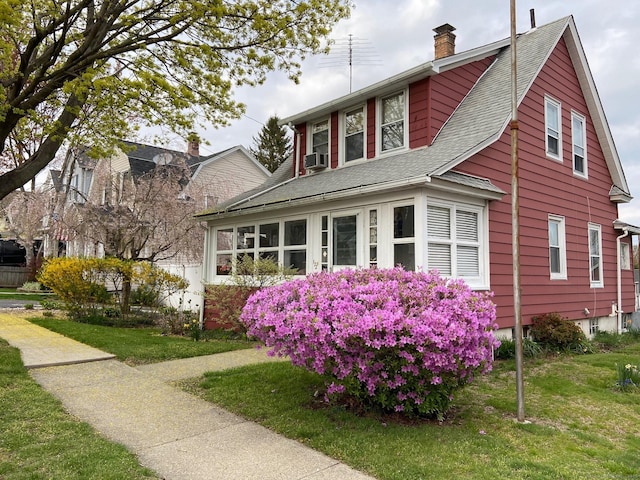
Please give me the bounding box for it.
[240,268,499,419]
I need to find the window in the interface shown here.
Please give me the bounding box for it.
[621,242,631,270]
[368,209,378,268]
[311,120,329,155]
[333,215,357,267]
[393,205,415,270]
[588,223,603,287]
[590,318,599,335]
[344,107,364,162]
[213,219,307,277]
[427,203,481,279]
[572,112,587,177]
[380,92,405,152]
[545,97,562,160]
[548,215,567,279]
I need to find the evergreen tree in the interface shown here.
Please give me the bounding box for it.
[250,116,293,173]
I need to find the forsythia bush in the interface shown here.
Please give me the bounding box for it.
[240,268,499,419]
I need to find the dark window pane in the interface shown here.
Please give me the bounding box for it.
[259,223,279,248]
[284,250,306,274]
[394,243,415,271]
[550,247,560,273]
[394,205,414,238]
[284,220,306,246]
[333,215,357,266]
[346,132,364,162]
[216,254,232,275]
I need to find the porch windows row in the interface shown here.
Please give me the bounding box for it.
[210,200,485,286]
[308,90,407,167]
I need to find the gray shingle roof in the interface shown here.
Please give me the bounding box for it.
[197,17,588,219]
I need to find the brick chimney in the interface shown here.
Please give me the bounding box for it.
[433,24,456,59]
[186,133,200,157]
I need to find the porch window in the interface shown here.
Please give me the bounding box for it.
[572,112,587,177]
[215,228,233,275]
[284,219,307,273]
[393,205,415,270]
[380,91,405,152]
[545,96,562,161]
[333,215,357,267]
[427,203,481,279]
[368,209,378,268]
[621,241,631,270]
[588,223,603,287]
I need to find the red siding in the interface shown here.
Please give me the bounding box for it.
[409,78,430,148]
[457,38,634,328]
[367,98,376,159]
[428,57,494,143]
[331,112,339,169]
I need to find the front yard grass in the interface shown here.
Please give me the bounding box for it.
[183,342,640,480]
[0,338,157,480]
[28,316,254,365]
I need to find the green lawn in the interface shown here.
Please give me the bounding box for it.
[0,338,157,480]
[28,316,254,365]
[185,343,640,480]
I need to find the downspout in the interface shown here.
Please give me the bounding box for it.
[617,228,629,334]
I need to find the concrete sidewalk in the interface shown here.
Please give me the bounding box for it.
[0,313,376,480]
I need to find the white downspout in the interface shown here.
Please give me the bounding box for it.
[617,229,629,334]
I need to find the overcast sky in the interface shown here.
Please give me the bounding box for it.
[172,1,640,225]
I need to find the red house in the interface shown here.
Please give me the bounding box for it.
[198,16,638,337]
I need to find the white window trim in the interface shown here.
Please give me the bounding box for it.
[548,214,567,280]
[307,118,331,158]
[340,105,367,166]
[620,241,631,270]
[377,89,408,156]
[212,217,309,280]
[545,96,562,162]
[588,223,603,288]
[426,200,488,288]
[571,111,588,178]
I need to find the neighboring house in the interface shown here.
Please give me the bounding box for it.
[197,16,638,337]
[45,139,270,308]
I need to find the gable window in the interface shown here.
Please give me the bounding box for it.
[548,215,567,279]
[545,97,562,160]
[311,120,329,155]
[344,107,364,163]
[393,204,415,270]
[427,203,481,280]
[588,223,603,288]
[572,112,587,177]
[380,91,405,152]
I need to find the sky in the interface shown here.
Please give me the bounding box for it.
[168,0,640,226]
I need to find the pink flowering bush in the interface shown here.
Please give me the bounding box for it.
[240,268,499,419]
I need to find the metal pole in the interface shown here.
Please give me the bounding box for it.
[510,0,526,422]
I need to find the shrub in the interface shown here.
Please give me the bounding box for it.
[241,268,499,419]
[494,337,543,360]
[206,255,296,332]
[19,281,43,292]
[23,303,34,310]
[530,313,587,351]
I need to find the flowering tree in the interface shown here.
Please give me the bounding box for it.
[241,268,500,419]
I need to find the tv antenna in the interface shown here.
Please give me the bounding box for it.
[318,34,382,93]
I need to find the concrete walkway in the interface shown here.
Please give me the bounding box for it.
[0,313,375,480]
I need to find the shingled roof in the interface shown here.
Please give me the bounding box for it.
[198,16,630,220]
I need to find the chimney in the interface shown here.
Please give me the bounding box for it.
[186,132,200,157]
[433,24,456,60]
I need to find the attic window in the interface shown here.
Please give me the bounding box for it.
[545,96,562,161]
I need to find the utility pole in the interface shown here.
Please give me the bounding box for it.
[510,0,526,422]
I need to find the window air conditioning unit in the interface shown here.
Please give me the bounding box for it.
[304,152,329,170]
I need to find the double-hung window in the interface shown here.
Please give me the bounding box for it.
[311,120,329,155]
[548,215,567,279]
[393,204,415,270]
[588,223,603,287]
[344,107,364,162]
[572,112,587,177]
[380,91,405,152]
[545,97,562,160]
[427,203,482,281]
